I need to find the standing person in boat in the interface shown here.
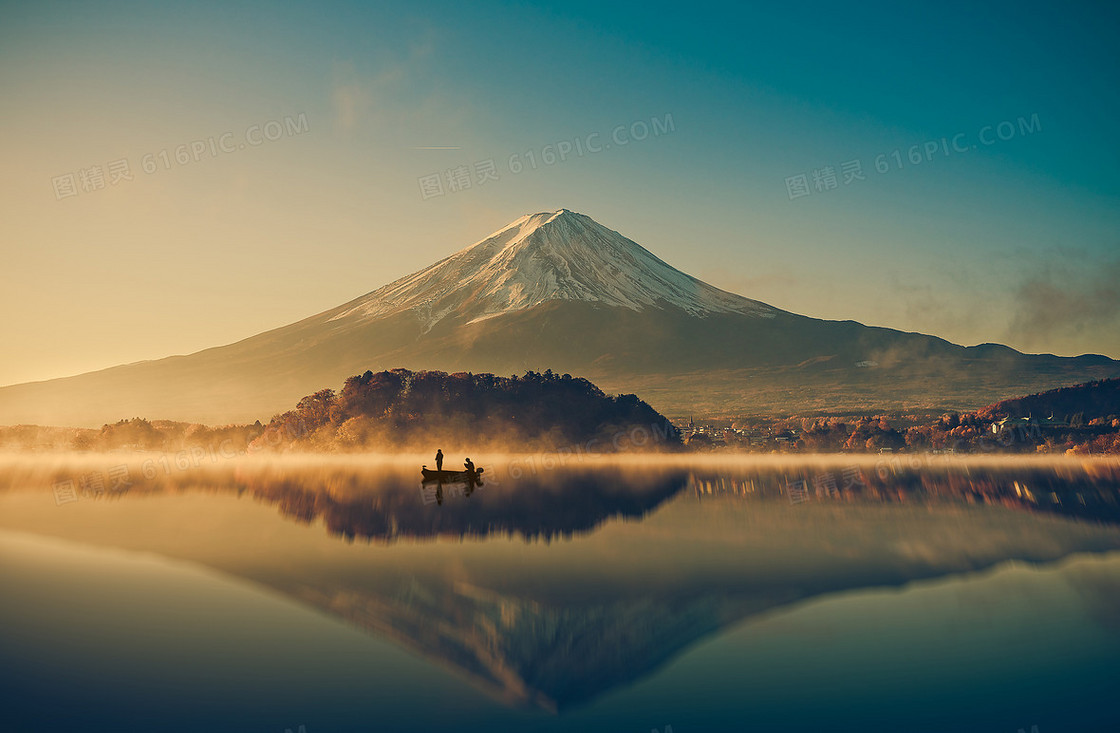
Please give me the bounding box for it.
[435,449,444,472]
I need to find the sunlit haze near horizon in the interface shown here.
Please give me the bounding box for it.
[2,0,1119,386]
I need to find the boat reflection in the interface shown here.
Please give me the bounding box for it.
[236,463,690,543]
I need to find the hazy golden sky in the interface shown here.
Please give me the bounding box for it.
[3,1,1118,387]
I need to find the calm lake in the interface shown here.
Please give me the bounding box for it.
[1,453,1118,733]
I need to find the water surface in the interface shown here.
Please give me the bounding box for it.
[1,454,1118,732]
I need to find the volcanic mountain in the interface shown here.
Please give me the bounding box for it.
[1,209,1117,426]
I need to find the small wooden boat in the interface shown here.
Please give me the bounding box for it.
[421,466,484,483]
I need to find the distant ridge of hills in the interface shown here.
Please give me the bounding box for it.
[976,377,1120,422]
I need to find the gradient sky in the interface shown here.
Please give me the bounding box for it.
[2,0,1118,386]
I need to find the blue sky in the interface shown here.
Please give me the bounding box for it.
[2,0,1118,384]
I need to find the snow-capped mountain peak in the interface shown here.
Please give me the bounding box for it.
[330,209,776,328]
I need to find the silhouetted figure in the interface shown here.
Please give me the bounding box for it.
[435,449,444,471]
[464,457,477,492]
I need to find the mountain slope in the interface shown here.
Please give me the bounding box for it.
[0,209,1117,426]
[326,209,777,329]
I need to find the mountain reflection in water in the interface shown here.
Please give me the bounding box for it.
[2,455,1119,715]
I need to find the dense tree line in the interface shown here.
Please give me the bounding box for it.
[254,368,681,452]
[796,416,907,452]
[707,379,1120,454]
[0,418,264,453]
[976,378,1120,423]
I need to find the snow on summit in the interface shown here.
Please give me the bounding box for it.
[330,209,776,328]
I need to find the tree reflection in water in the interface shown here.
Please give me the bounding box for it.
[238,463,691,543]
